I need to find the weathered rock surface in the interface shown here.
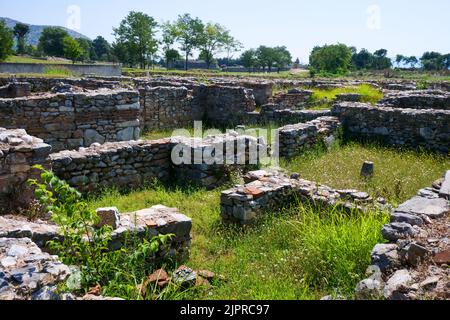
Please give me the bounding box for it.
[0,238,71,300]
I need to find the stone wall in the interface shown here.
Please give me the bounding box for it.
[139,86,203,132]
[171,134,266,189]
[277,116,342,158]
[379,90,450,110]
[0,62,121,77]
[50,139,172,192]
[0,77,120,93]
[220,170,387,224]
[269,89,313,109]
[256,104,331,126]
[203,85,256,127]
[0,204,192,300]
[51,133,266,191]
[0,128,52,214]
[0,82,31,98]
[333,102,450,153]
[355,173,450,300]
[0,89,141,151]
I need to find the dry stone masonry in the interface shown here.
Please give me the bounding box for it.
[0,205,192,300]
[355,172,450,300]
[0,89,141,151]
[220,169,388,224]
[51,133,266,191]
[333,102,450,153]
[0,128,52,214]
[379,90,450,110]
[277,116,342,158]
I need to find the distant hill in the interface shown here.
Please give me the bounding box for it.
[0,17,90,46]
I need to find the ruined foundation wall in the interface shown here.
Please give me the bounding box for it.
[0,89,141,151]
[50,139,172,192]
[0,77,120,93]
[333,102,450,153]
[139,86,204,132]
[0,128,52,214]
[379,91,450,110]
[277,116,342,158]
[203,85,256,127]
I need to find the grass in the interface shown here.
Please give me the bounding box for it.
[5,55,72,65]
[43,66,79,77]
[122,67,311,80]
[84,141,447,300]
[281,141,449,205]
[87,184,388,300]
[311,84,384,105]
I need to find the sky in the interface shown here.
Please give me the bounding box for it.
[1,0,449,63]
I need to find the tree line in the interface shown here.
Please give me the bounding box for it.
[309,43,450,75]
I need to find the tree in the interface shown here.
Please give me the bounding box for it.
[113,11,159,69]
[352,49,374,70]
[38,27,69,57]
[0,21,14,61]
[76,38,95,62]
[405,56,418,69]
[309,44,353,74]
[273,46,292,72]
[161,22,179,69]
[222,34,242,65]
[198,23,233,69]
[395,54,405,68]
[111,41,132,66]
[421,52,444,71]
[165,49,180,69]
[173,14,205,70]
[372,49,392,70]
[241,49,258,71]
[63,36,85,64]
[13,23,30,55]
[443,54,450,70]
[92,36,111,61]
[256,46,278,72]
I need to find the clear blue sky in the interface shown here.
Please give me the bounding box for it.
[1,0,449,62]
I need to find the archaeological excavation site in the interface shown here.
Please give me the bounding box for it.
[0,2,449,307]
[0,74,448,301]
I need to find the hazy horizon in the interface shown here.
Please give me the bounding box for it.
[1,0,449,63]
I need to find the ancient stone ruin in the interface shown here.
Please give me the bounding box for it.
[0,75,449,300]
[355,172,450,300]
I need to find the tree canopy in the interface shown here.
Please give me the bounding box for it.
[0,21,14,61]
[309,44,353,75]
[113,11,159,69]
[13,23,30,54]
[38,27,69,57]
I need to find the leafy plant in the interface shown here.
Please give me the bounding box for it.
[28,165,175,296]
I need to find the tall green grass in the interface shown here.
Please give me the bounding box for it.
[311,84,383,105]
[87,182,388,300]
[281,141,449,205]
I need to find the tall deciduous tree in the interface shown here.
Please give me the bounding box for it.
[161,21,178,69]
[173,14,205,70]
[38,27,69,57]
[222,34,242,65]
[92,36,111,61]
[273,46,292,72]
[113,11,159,69]
[309,44,353,74]
[198,23,230,69]
[241,49,258,71]
[0,21,14,61]
[63,36,85,64]
[13,23,29,54]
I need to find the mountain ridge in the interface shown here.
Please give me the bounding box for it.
[0,17,90,47]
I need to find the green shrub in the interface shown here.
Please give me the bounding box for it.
[28,165,174,298]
